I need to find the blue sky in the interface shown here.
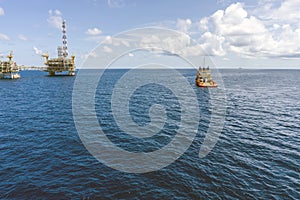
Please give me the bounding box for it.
[0,0,300,68]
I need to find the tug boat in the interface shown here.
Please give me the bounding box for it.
[195,66,217,87]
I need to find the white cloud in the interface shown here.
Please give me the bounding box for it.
[86,34,112,44]
[47,9,63,29]
[88,51,98,58]
[256,0,300,25]
[0,33,10,40]
[105,35,112,42]
[86,28,102,35]
[199,32,226,56]
[128,53,134,57]
[176,18,192,33]
[82,51,98,60]
[33,46,43,55]
[54,10,61,15]
[121,39,130,47]
[18,34,28,41]
[247,1,300,58]
[103,46,113,53]
[194,1,300,59]
[0,7,4,16]
[273,24,280,30]
[139,32,199,56]
[210,3,273,55]
[180,43,205,57]
[217,0,232,6]
[102,35,131,47]
[108,0,125,8]
[198,17,209,32]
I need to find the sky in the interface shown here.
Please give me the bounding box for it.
[0,0,300,68]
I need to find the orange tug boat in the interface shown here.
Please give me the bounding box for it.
[195,66,217,87]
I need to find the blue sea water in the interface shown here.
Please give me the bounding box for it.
[0,69,299,199]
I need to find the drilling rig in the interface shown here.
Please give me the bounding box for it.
[42,20,76,76]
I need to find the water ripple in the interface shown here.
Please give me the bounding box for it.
[0,69,299,199]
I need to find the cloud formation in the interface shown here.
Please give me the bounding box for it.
[108,0,125,8]
[193,1,300,59]
[0,33,10,40]
[176,19,192,33]
[33,46,43,55]
[86,28,102,35]
[81,51,98,60]
[19,34,28,41]
[0,7,4,16]
[103,45,113,53]
[0,9,9,41]
[47,9,63,29]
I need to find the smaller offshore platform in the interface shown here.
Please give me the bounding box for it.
[42,20,75,76]
[0,51,20,79]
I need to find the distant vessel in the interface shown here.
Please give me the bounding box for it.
[195,58,217,87]
[0,51,20,79]
[42,20,76,76]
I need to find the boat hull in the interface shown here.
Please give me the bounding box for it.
[196,82,218,87]
[195,79,217,88]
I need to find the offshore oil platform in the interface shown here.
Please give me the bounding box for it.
[42,20,76,76]
[0,51,20,79]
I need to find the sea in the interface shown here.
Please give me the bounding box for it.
[0,69,299,199]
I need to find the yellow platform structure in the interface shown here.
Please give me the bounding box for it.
[42,20,76,76]
[0,52,20,79]
[42,53,75,76]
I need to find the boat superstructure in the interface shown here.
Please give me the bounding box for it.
[195,57,217,87]
[42,20,75,76]
[0,52,20,79]
[195,66,217,87]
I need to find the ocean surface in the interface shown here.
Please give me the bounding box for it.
[0,69,299,199]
